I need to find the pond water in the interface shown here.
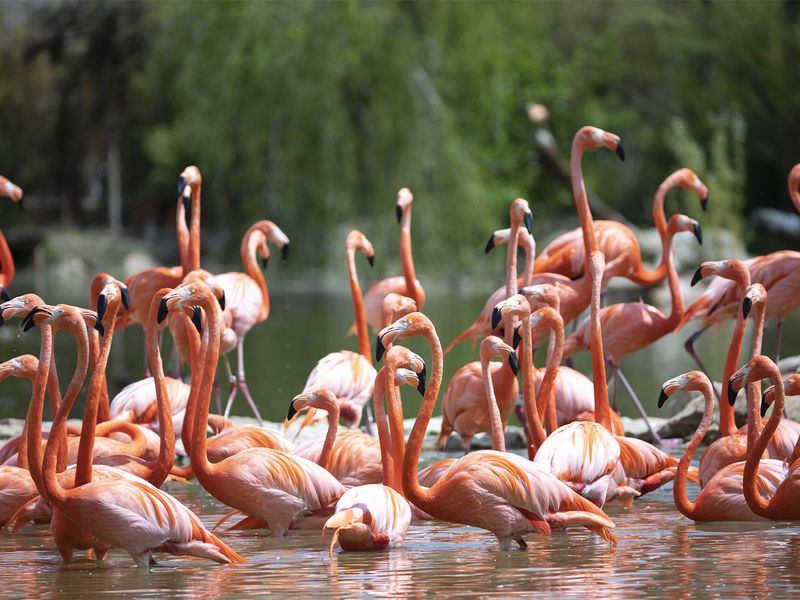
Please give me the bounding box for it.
[2,450,800,598]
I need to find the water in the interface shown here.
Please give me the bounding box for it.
[2,455,800,598]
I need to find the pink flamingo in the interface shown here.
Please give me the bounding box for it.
[300,231,377,429]
[0,174,23,293]
[562,214,703,446]
[681,164,800,364]
[534,168,708,282]
[361,188,425,334]
[377,312,617,549]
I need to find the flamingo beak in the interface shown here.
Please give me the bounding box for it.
[727,379,739,406]
[261,256,269,270]
[523,212,533,235]
[287,401,298,421]
[216,292,225,312]
[761,393,771,418]
[507,351,519,376]
[21,307,46,333]
[491,307,502,331]
[485,234,496,254]
[96,294,108,322]
[513,325,522,349]
[178,175,187,197]
[367,255,375,268]
[700,194,708,212]
[395,204,403,224]
[375,336,386,362]
[191,306,203,334]
[742,296,753,319]
[121,287,130,311]
[692,224,703,245]
[417,366,427,396]
[157,297,169,324]
[657,388,669,409]
[690,267,704,287]
[615,138,626,161]
[281,243,289,261]
[94,318,105,337]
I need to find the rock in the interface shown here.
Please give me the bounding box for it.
[440,426,527,452]
[0,418,25,441]
[620,416,669,440]
[778,355,800,376]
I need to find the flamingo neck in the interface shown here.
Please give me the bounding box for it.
[188,182,202,271]
[385,364,408,497]
[589,254,612,431]
[482,356,506,452]
[0,230,15,287]
[536,312,564,435]
[402,326,443,514]
[661,231,684,330]
[519,231,536,287]
[719,270,751,437]
[190,294,222,482]
[746,305,767,449]
[25,326,53,493]
[521,315,547,458]
[505,221,521,298]
[242,230,270,322]
[317,399,340,471]
[631,173,682,285]
[399,207,420,305]
[346,247,371,360]
[569,143,598,267]
[176,196,191,274]
[372,370,394,489]
[743,362,783,518]
[74,301,120,486]
[43,324,90,507]
[674,379,715,519]
[181,314,207,456]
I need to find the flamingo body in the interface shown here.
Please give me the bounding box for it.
[302,351,376,428]
[294,430,382,488]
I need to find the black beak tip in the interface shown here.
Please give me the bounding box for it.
[94,320,105,337]
[177,175,187,196]
[657,389,669,409]
[191,306,203,334]
[121,287,130,311]
[523,212,533,235]
[157,297,169,324]
[281,243,289,261]
[367,255,375,268]
[690,266,704,287]
[693,224,703,245]
[761,395,770,418]
[512,325,522,350]
[491,307,502,331]
[742,297,753,319]
[287,402,298,421]
[700,196,708,212]
[508,352,519,376]
[375,337,385,362]
[727,381,738,406]
[96,294,108,323]
[615,139,625,162]
[261,256,269,270]
[217,291,226,312]
[21,315,35,333]
[416,379,426,396]
[0,288,9,303]
[484,235,495,254]
[395,204,403,224]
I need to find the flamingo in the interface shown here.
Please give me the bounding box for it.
[376,312,617,549]
[160,281,344,536]
[209,220,290,422]
[733,356,800,519]
[361,188,425,334]
[534,168,708,282]
[300,230,377,429]
[681,165,800,364]
[445,198,533,353]
[0,174,23,293]
[562,214,703,446]
[762,374,800,463]
[485,226,537,287]
[23,301,244,566]
[658,369,782,521]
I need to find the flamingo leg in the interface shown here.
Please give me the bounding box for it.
[363,403,375,436]
[683,326,719,401]
[615,367,677,447]
[605,361,619,413]
[235,337,264,425]
[775,318,788,418]
[223,355,237,419]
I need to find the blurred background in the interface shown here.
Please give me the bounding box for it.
[1,0,799,422]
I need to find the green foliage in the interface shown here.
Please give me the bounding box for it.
[1,1,799,272]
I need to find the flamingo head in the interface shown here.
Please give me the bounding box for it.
[690,259,747,288]
[346,230,376,268]
[94,274,129,322]
[667,214,702,246]
[384,345,426,394]
[0,355,38,382]
[381,293,417,326]
[0,176,23,207]
[492,294,530,331]
[521,284,559,311]
[395,187,414,224]
[742,283,767,319]
[728,355,777,411]
[262,221,290,261]
[181,270,225,312]
[0,293,45,327]
[484,227,510,254]
[480,335,518,376]
[674,168,709,210]
[158,281,214,334]
[762,374,800,414]
[658,371,709,408]
[575,126,625,161]
[287,389,338,422]
[22,304,103,337]
[510,198,533,235]
[375,312,433,362]
[530,306,562,336]
[177,165,201,197]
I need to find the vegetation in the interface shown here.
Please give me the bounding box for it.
[1,1,798,271]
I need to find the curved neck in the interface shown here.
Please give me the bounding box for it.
[519,231,536,287]
[372,370,394,488]
[505,221,521,298]
[746,306,767,449]
[317,400,340,471]
[536,312,564,435]
[180,314,206,456]
[177,196,191,274]
[482,357,506,452]
[190,294,222,481]
[43,325,90,506]
[631,174,683,285]
[385,365,408,496]
[719,275,751,436]
[87,283,109,423]
[589,256,612,431]
[188,182,202,271]
[402,326,443,514]
[26,326,54,494]
[674,379,715,519]
[521,316,547,458]
[661,232,684,330]
[74,302,120,486]
[242,231,270,322]
[743,363,783,517]
[399,207,420,305]
[0,230,15,286]
[346,247,371,360]
[569,143,598,270]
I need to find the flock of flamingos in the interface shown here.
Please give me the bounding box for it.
[0,125,799,568]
